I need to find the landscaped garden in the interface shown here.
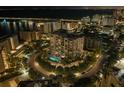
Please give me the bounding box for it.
[36,51,97,75]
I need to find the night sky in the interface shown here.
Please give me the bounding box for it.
[0,6,114,18]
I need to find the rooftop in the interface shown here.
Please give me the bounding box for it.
[52,29,84,39]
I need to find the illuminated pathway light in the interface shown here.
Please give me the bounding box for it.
[74,72,82,78]
[21,69,28,76]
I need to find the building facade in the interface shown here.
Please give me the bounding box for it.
[59,19,81,31]
[84,36,101,51]
[50,29,84,59]
[19,31,41,42]
[101,15,115,26]
[10,35,19,50]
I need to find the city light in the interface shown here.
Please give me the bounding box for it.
[46,37,50,40]
[2,19,7,24]
[35,62,39,66]
[50,72,56,76]
[96,54,100,58]
[21,69,28,76]
[0,7,123,87]
[74,72,82,78]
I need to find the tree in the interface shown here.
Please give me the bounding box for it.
[9,56,21,68]
[56,66,64,74]
[73,76,97,87]
[66,74,76,84]
[28,68,42,80]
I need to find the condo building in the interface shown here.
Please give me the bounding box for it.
[84,36,101,51]
[0,34,21,69]
[50,29,84,59]
[81,16,91,24]
[92,14,102,25]
[10,35,19,50]
[19,31,41,42]
[61,20,80,31]
[0,38,11,71]
[101,15,115,26]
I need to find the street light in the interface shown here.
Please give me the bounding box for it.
[35,62,39,67]
[74,72,82,78]
[21,69,28,76]
[19,68,29,81]
[96,54,100,58]
[50,72,56,76]
[46,37,50,40]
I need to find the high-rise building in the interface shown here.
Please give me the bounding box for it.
[84,36,101,51]
[0,38,12,71]
[113,9,124,18]
[19,31,30,42]
[36,22,45,32]
[1,48,9,69]
[36,21,62,33]
[36,22,52,33]
[50,29,84,59]
[44,22,52,33]
[28,21,34,31]
[10,35,19,50]
[0,38,11,52]
[61,21,79,30]
[92,14,102,25]
[81,16,91,24]
[114,10,124,25]
[0,48,5,72]
[18,21,24,31]
[101,15,115,26]
[52,22,61,31]
[19,31,41,42]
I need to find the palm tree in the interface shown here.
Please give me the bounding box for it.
[113,25,122,38]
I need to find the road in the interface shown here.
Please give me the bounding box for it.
[29,52,107,79]
[81,55,106,78]
[0,74,22,87]
[0,80,17,87]
[28,53,53,77]
[97,72,120,87]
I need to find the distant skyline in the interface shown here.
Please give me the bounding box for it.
[0,6,121,38]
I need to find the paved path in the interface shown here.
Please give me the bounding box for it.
[81,55,106,78]
[29,52,107,79]
[28,53,53,77]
